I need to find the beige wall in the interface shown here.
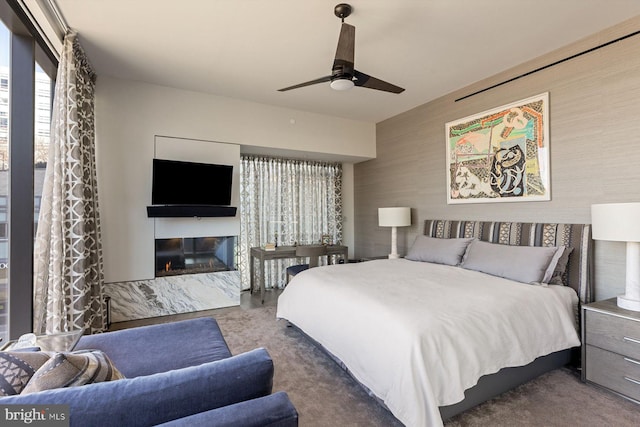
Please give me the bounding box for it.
[95,76,374,282]
[355,16,640,300]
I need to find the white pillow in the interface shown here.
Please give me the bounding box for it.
[405,236,475,266]
[460,240,563,284]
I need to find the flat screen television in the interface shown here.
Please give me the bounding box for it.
[152,158,233,206]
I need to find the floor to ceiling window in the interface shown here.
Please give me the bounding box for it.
[0,4,56,341]
[34,63,51,239]
[239,156,343,291]
[0,21,9,341]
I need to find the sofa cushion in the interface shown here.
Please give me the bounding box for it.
[0,348,274,427]
[21,350,124,395]
[75,317,232,378]
[0,351,51,396]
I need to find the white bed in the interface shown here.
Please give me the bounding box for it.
[276,220,593,427]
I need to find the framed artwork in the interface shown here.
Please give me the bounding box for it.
[445,92,550,204]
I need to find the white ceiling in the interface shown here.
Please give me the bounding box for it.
[54,0,640,123]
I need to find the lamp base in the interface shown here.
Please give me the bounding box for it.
[388,253,400,259]
[617,295,640,312]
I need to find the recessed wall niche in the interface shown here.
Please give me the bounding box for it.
[103,136,242,322]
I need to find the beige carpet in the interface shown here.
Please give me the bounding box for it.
[212,305,639,427]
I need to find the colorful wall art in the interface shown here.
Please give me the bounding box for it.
[446,93,550,204]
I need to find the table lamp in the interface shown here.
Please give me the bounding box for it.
[591,202,640,311]
[378,207,411,259]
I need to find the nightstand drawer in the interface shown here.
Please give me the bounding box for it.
[585,310,640,359]
[586,345,640,402]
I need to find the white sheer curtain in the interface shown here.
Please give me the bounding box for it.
[239,156,343,291]
[33,32,106,334]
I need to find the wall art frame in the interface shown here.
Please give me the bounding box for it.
[445,92,550,204]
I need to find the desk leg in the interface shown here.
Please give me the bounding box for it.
[250,254,255,294]
[260,257,266,304]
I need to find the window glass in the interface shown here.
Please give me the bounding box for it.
[0,20,9,342]
[0,3,57,340]
[34,62,51,238]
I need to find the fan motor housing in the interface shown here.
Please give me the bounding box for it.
[334,3,352,20]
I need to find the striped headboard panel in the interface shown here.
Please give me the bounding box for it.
[423,220,594,304]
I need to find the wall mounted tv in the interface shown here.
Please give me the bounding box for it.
[151,158,233,207]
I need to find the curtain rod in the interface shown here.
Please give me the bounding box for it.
[455,28,640,102]
[35,0,69,37]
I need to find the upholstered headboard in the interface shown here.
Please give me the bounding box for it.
[423,220,594,304]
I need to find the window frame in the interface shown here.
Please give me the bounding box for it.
[0,1,57,338]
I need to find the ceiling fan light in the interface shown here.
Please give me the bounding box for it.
[330,78,354,91]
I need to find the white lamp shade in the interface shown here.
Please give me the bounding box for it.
[591,203,640,242]
[378,207,411,227]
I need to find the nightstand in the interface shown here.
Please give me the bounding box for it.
[582,298,640,403]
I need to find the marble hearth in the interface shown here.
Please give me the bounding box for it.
[105,270,240,323]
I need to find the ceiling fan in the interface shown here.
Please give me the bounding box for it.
[278,3,404,94]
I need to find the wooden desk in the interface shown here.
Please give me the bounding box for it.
[250,245,348,303]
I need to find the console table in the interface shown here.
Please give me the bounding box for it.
[250,245,348,303]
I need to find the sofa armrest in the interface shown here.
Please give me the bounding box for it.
[1,348,273,427]
[156,391,298,427]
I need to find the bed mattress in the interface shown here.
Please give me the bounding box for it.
[276,259,580,427]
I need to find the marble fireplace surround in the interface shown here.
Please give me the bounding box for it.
[100,136,244,323]
[105,270,240,323]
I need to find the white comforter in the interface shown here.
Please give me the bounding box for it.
[276,259,580,427]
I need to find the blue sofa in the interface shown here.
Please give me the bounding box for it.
[2,317,298,427]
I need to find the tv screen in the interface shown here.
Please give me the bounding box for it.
[152,158,233,206]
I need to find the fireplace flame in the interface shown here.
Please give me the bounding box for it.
[165,261,171,271]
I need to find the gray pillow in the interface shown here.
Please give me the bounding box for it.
[0,351,51,395]
[21,350,124,395]
[460,240,562,284]
[548,246,573,285]
[406,236,475,266]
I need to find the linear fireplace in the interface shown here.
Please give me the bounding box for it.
[155,236,236,277]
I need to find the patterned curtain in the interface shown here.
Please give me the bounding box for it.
[239,156,343,291]
[33,32,106,334]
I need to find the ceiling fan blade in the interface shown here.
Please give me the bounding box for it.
[334,23,355,65]
[353,70,405,94]
[278,75,333,92]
